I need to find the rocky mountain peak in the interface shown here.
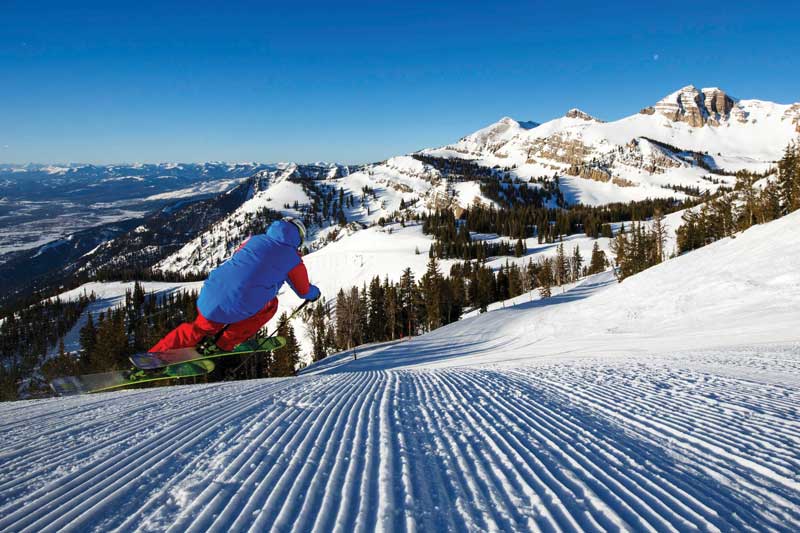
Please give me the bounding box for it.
[640,85,742,127]
[564,108,603,122]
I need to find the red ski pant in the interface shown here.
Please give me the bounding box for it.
[149,298,279,352]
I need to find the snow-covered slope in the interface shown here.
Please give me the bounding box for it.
[2,212,799,532]
[312,209,800,373]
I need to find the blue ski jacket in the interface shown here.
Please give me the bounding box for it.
[197,219,314,324]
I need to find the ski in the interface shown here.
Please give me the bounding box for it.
[50,359,215,396]
[129,336,287,370]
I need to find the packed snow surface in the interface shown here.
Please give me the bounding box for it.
[2,346,798,532]
[2,213,800,532]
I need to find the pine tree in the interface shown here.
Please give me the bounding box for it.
[420,257,442,331]
[476,264,495,312]
[367,277,387,342]
[79,313,97,369]
[538,259,553,298]
[399,268,417,336]
[358,284,369,342]
[385,282,400,340]
[650,210,668,263]
[588,242,607,275]
[555,243,568,286]
[309,301,329,362]
[508,263,523,297]
[525,260,539,292]
[335,288,349,349]
[611,229,628,280]
[734,171,758,231]
[496,264,509,301]
[571,245,583,282]
[514,239,525,257]
[340,286,361,349]
[272,313,300,377]
[778,141,799,214]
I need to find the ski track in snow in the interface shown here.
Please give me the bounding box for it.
[1,347,799,532]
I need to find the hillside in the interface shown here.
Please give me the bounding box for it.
[1,212,798,532]
[48,219,621,364]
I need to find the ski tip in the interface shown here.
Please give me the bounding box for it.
[193,359,216,372]
[49,377,84,396]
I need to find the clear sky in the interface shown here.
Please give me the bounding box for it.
[1,0,798,164]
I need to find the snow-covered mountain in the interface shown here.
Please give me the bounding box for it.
[3,209,799,532]
[149,84,799,278]
[424,85,799,204]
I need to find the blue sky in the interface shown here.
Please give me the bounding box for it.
[1,1,798,164]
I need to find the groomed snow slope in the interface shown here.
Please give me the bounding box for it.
[2,213,800,532]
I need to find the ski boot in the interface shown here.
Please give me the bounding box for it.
[196,337,225,357]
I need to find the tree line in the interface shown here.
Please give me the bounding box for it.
[0,293,94,400]
[420,195,687,261]
[305,244,607,361]
[677,141,800,253]
[609,212,669,282]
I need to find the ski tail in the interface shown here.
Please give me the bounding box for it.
[50,360,216,396]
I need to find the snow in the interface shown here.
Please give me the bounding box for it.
[2,210,799,532]
[136,178,246,201]
[450,181,496,208]
[302,223,440,294]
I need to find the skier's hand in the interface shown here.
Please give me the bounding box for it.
[303,285,321,302]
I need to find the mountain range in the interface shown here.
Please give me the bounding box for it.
[2,84,798,309]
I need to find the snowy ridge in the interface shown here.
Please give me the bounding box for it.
[155,164,342,274]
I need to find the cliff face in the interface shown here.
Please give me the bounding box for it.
[643,85,745,127]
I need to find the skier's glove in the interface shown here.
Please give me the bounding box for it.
[303,285,321,302]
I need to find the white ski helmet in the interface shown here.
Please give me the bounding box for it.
[283,216,307,244]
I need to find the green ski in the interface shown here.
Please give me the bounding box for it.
[50,359,215,396]
[129,336,286,370]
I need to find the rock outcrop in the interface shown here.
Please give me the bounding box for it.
[651,85,742,127]
[525,134,593,166]
[565,108,603,122]
[784,103,800,133]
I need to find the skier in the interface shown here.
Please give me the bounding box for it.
[149,216,321,356]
